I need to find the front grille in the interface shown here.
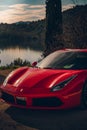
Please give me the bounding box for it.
[16,99,26,106]
[2,92,15,104]
[32,97,63,107]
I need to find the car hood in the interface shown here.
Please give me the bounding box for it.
[3,67,80,94]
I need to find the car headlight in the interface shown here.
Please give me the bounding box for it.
[3,71,13,86]
[51,74,77,92]
[3,77,9,86]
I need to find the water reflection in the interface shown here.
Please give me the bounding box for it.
[0,47,43,66]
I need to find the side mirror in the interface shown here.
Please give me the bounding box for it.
[32,61,37,67]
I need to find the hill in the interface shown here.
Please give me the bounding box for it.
[0,20,45,50]
[0,5,87,50]
[63,5,87,48]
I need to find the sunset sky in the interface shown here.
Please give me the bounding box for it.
[0,0,86,23]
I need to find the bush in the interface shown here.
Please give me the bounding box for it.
[0,58,31,70]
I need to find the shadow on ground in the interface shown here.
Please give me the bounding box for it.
[6,106,87,130]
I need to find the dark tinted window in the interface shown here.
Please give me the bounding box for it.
[37,51,87,70]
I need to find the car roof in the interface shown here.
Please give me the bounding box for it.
[61,49,87,52]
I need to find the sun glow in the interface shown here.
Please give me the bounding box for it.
[0,3,76,24]
[0,4,45,23]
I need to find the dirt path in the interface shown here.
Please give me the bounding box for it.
[0,103,37,130]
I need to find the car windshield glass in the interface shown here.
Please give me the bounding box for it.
[37,51,87,70]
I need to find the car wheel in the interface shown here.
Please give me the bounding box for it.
[81,82,87,109]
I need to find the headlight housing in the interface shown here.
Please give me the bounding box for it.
[3,71,13,86]
[51,74,77,92]
[3,77,9,86]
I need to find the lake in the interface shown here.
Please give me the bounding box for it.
[0,47,43,66]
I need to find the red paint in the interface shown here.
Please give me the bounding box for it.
[0,49,87,109]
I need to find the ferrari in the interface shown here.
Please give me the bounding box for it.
[1,49,87,109]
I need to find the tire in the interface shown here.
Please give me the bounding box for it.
[81,82,87,109]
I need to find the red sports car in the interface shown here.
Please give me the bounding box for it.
[1,49,87,109]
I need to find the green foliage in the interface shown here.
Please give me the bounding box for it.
[63,5,87,48]
[0,20,45,50]
[10,58,31,67]
[0,58,31,70]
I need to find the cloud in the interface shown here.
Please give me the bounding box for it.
[62,4,75,11]
[0,4,45,23]
[0,3,75,23]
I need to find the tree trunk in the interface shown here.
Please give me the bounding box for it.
[45,0,63,56]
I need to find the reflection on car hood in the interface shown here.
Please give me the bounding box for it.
[5,67,80,93]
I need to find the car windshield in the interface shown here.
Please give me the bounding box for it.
[37,51,87,70]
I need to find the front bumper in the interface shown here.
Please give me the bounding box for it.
[1,91,63,108]
[0,89,80,110]
[0,81,81,110]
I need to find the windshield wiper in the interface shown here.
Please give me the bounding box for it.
[43,67,54,69]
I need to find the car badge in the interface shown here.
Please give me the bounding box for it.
[20,89,23,92]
